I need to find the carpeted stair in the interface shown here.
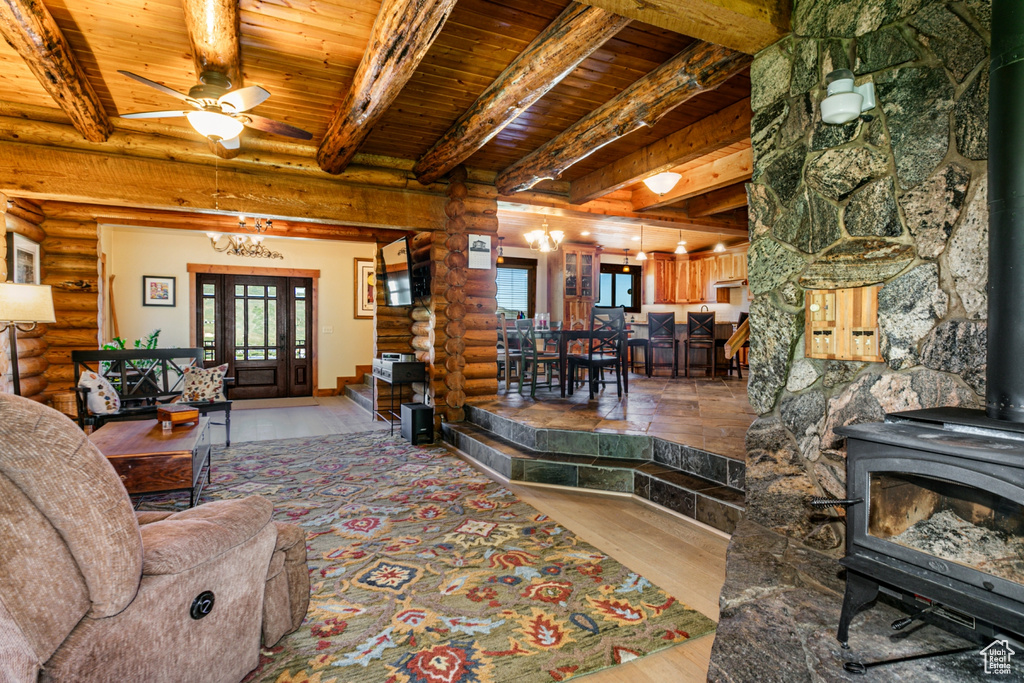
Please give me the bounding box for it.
[443,404,745,535]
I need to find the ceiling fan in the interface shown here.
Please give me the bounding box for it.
[117,70,312,149]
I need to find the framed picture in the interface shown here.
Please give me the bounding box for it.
[6,233,40,284]
[468,234,491,270]
[142,275,176,307]
[355,258,375,319]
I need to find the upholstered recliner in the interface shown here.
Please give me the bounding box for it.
[0,394,310,682]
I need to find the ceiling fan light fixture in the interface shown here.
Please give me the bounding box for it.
[643,171,682,195]
[187,110,244,141]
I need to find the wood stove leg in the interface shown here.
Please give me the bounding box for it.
[837,571,879,649]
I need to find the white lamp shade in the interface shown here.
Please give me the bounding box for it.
[675,243,687,254]
[642,172,682,195]
[636,250,648,261]
[0,283,55,323]
[186,110,245,140]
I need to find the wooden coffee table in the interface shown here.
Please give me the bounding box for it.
[90,418,211,507]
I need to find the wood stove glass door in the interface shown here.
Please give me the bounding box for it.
[868,470,1024,589]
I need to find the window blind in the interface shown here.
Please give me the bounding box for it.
[496,267,531,316]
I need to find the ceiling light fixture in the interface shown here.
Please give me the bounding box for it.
[207,232,283,259]
[238,215,273,234]
[622,248,630,273]
[675,230,687,255]
[497,236,505,264]
[713,242,726,253]
[524,219,565,253]
[643,171,682,195]
[636,225,647,261]
[581,231,590,236]
[186,110,244,141]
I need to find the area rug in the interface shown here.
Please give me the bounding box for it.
[139,432,716,682]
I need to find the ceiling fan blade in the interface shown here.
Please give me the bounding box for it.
[219,86,270,113]
[117,70,191,102]
[220,135,241,150]
[241,114,312,140]
[120,110,190,119]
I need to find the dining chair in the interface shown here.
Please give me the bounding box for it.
[730,311,749,378]
[568,306,626,400]
[497,313,521,393]
[684,311,716,377]
[514,319,560,398]
[627,324,649,376]
[648,312,679,378]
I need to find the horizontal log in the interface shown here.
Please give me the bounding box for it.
[465,296,497,313]
[42,254,99,275]
[463,347,497,364]
[445,390,466,408]
[411,307,433,322]
[463,362,497,380]
[45,347,71,365]
[44,364,74,383]
[16,337,47,357]
[444,338,465,356]
[464,378,498,395]
[445,355,465,373]
[50,312,100,329]
[7,197,44,222]
[18,355,48,377]
[464,314,499,330]
[412,244,432,263]
[52,291,100,311]
[464,330,497,345]
[43,328,98,347]
[411,321,432,336]
[444,372,464,391]
[16,324,46,339]
[41,237,98,256]
[464,280,497,298]
[43,274,99,291]
[18,374,48,399]
[411,337,432,352]
[37,220,97,239]
[445,406,465,422]
[5,213,46,242]
[376,318,416,331]
[375,341,414,353]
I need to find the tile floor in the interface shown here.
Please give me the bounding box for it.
[471,373,755,460]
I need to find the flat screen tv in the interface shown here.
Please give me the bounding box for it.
[381,237,413,306]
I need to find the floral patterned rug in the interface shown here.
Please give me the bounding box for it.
[140,432,715,682]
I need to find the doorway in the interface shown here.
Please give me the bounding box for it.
[196,272,313,399]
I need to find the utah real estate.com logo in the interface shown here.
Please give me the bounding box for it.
[981,639,1015,675]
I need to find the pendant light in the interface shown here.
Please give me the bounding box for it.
[497,236,505,264]
[622,248,630,273]
[635,225,647,261]
[642,171,682,195]
[713,242,726,253]
[674,229,687,255]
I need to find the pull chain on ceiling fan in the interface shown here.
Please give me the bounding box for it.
[118,70,313,149]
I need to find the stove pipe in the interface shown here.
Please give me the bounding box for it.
[986,0,1024,421]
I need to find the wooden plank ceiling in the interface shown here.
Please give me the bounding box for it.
[0,0,781,251]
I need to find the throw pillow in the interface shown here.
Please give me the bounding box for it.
[180,363,228,402]
[78,371,121,415]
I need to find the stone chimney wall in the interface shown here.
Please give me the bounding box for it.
[745,0,990,553]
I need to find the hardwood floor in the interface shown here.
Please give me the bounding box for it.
[218,396,729,680]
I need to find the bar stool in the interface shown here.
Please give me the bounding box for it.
[684,312,716,377]
[627,327,649,375]
[647,312,679,377]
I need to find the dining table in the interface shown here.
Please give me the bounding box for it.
[531,327,630,398]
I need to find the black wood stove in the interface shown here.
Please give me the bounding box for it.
[823,0,1024,651]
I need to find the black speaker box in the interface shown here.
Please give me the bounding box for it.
[401,402,434,445]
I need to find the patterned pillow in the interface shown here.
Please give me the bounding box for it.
[180,363,228,402]
[78,371,121,415]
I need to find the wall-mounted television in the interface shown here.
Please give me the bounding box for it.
[381,235,431,306]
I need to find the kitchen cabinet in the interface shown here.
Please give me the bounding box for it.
[549,245,599,326]
[651,253,677,304]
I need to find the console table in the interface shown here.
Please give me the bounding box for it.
[371,359,426,434]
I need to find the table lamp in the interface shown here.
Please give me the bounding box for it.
[0,282,56,395]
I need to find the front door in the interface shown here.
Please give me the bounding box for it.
[197,273,313,398]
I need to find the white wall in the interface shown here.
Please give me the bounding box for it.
[103,225,376,388]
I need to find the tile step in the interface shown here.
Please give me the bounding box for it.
[464,404,745,491]
[345,382,373,413]
[442,421,744,536]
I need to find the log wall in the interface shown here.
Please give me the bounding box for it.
[0,195,10,395]
[39,218,100,402]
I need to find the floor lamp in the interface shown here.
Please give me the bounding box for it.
[0,282,56,396]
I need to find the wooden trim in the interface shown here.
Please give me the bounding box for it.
[575,0,790,55]
[187,263,320,396]
[187,263,321,278]
[0,0,111,142]
[569,98,751,205]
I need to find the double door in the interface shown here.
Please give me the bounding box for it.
[197,273,313,399]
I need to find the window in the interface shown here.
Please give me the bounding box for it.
[596,263,641,312]
[495,257,537,318]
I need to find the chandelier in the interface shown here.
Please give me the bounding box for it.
[524,219,564,253]
[207,232,283,259]
[238,215,273,233]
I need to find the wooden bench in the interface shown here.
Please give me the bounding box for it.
[72,348,233,446]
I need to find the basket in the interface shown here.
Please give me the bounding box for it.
[52,391,78,419]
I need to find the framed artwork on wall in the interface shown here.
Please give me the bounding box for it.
[142,275,176,307]
[355,258,375,319]
[6,233,40,284]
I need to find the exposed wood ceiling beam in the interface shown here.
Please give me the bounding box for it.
[317,0,458,175]
[569,98,750,204]
[0,141,446,230]
[42,203,408,243]
[412,2,630,185]
[181,0,243,158]
[632,147,752,210]
[576,0,789,55]
[495,42,750,196]
[686,182,749,216]
[0,0,111,142]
